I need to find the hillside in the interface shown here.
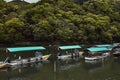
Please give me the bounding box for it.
[0,0,120,45]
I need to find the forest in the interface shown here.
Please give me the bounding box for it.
[0,0,120,45]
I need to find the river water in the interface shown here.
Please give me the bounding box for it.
[0,47,120,80]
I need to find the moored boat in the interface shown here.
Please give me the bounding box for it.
[6,46,51,66]
[9,54,51,66]
[84,47,110,61]
[57,45,83,60]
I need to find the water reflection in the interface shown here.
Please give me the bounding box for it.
[54,57,120,80]
[0,62,51,80]
[56,59,81,70]
[83,60,103,73]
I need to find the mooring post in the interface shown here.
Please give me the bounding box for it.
[54,61,56,72]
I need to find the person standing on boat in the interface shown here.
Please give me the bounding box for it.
[35,51,42,57]
[19,56,21,60]
[5,57,11,63]
[74,49,79,58]
[14,54,17,60]
[35,51,43,61]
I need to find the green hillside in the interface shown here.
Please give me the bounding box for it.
[0,0,120,45]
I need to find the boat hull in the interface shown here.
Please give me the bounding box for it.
[85,55,108,61]
[0,63,8,69]
[9,54,51,66]
[42,54,51,60]
[58,52,83,60]
[85,56,103,60]
[85,52,110,61]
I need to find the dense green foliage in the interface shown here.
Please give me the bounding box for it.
[0,0,120,45]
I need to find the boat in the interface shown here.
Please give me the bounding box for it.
[85,54,108,60]
[5,46,51,66]
[9,54,51,66]
[57,45,83,60]
[84,47,110,61]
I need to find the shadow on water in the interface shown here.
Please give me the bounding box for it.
[0,61,54,80]
[53,56,120,80]
[0,63,41,79]
[56,59,81,71]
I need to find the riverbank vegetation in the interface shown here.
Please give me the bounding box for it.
[0,0,120,45]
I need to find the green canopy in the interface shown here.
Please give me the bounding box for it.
[59,45,81,50]
[87,47,108,52]
[96,44,114,49]
[96,44,113,47]
[6,46,46,53]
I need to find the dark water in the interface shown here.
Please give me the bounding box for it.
[0,48,120,80]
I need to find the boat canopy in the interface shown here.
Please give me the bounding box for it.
[96,44,114,48]
[59,45,81,50]
[95,44,114,50]
[6,46,46,53]
[87,47,108,52]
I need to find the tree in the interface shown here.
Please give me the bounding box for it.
[4,18,24,43]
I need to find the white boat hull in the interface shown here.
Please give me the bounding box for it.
[58,55,71,60]
[58,52,83,60]
[85,56,103,60]
[9,54,51,66]
[85,52,110,61]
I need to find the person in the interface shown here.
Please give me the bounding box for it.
[36,58,38,62]
[14,54,17,59]
[66,51,68,54]
[19,56,21,60]
[35,51,42,58]
[4,57,11,63]
[28,58,31,63]
[74,49,79,54]
[57,52,61,56]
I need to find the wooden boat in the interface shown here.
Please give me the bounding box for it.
[57,45,83,60]
[9,54,51,66]
[84,47,110,61]
[6,46,51,66]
